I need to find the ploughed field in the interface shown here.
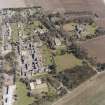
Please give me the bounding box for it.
[25,0,105,17]
[0,0,26,8]
[25,0,89,12]
[0,0,105,18]
[80,36,105,64]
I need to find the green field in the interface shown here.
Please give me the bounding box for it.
[41,45,52,66]
[32,72,49,78]
[55,53,82,72]
[15,81,34,105]
[11,23,19,43]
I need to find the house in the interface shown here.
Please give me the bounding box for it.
[3,85,16,105]
[29,79,48,95]
[54,38,61,46]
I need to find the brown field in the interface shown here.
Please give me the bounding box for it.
[80,35,105,64]
[24,0,105,28]
[53,71,105,105]
[0,0,26,8]
[0,0,105,19]
[25,0,105,17]
[25,0,89,12]
[1,0,104,28]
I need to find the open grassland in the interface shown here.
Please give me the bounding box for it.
[55,53,82,72]
[15,80,34,105]
[53,72,105,105]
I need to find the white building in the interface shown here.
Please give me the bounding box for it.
[3,74,16,105]
[3,85,16,105]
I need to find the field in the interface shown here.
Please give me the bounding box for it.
[24,0,105,18]
[57,64,96,90]
[55,53,82,72]
[0,0,105,19]
[25,0,90,12]
[80,35,105,64]
[10,23,19,43]
[41,45,52,66]
[15,80,34,105]
[53,72,105,105]
[0,0,25,8]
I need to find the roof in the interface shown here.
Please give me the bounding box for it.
[3,85,16,105]
[30,82,48,94]
[4,74,14,86]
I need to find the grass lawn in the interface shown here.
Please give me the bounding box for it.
[32,72,49,79]
[55,53,82,72]
[15,80,34,105]
[41,45,52,66]
[11,23,19,43]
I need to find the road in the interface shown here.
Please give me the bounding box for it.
[52,71,105,105]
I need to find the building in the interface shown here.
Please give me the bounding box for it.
[29,79,48,95]
[3,74,16,105]
[54,38,61,46]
